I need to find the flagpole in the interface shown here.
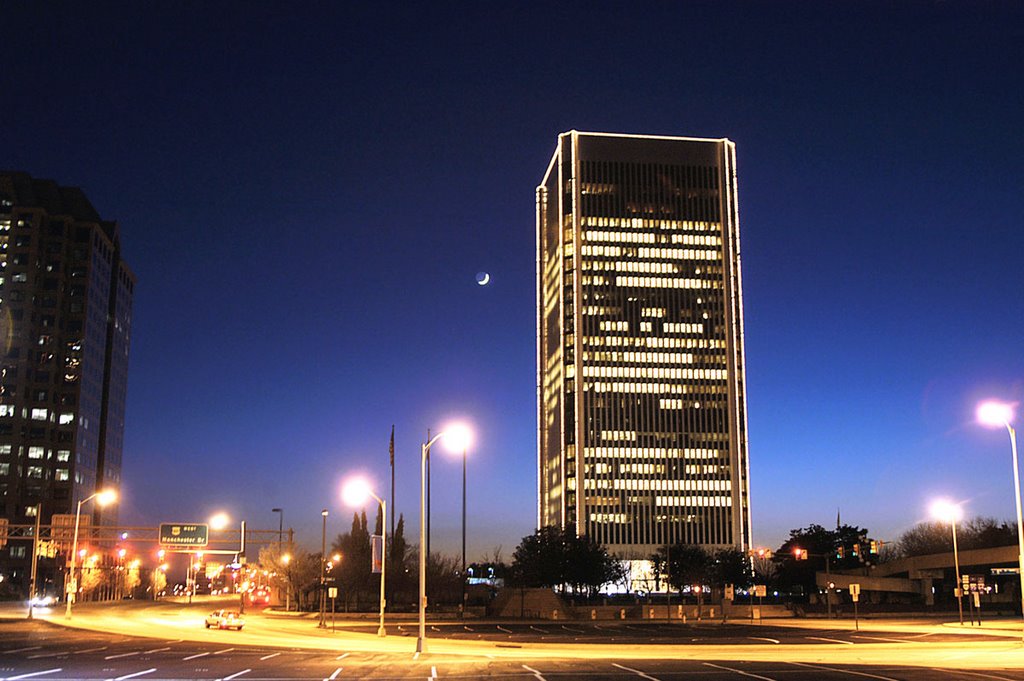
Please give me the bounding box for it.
[389,425,396,540]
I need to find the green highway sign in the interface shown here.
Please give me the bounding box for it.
[159,523,209,548]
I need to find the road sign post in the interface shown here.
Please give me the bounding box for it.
[850,583,861,630]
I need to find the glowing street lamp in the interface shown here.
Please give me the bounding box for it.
[65,489,117,618]
[930,499,965,625]
[417,422,473,653]
[977,399,1024,641]
[209,512,230,531]
[342,477,387,637]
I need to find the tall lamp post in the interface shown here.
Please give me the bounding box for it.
[342,477,388,637]
[319,509,328,628]
[931,499,965,625]
[65,489,117,619]
[417,423,473,653]
[272,508,283,552]
[977,400,1024,642]
[461,446,468,617]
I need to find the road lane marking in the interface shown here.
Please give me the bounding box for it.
[786,661,899,681]
[335,653,349,660]
[182,652,209,660]
[747,636,780,644]
[413,652,420,660]
[222,669,250,680]
[106,668,156,681]
[497,626,513,634]
[212,648,235,655]
[522,665,546,681]
[703,663,776,680]
[850,634,923,644]
[560,625,584,633]
[6,669,63,680]
[259,653,281,661]
[463,625,474,632]
[324,668,342,681]
[73,647,109,654]
[430,665,437,679]
[4,647,42,654]
[26,652,64,659]
[142,647,170,654]
[612,662,661,680]
[529,626,548,634]
[806,636,853,645]
[104,651,140,660]
[931,671,1017,681]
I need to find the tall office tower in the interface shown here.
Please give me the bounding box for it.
[536,132,750,558]
[0,172,134,587]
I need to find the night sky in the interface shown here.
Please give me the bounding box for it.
[3,2,1023,558]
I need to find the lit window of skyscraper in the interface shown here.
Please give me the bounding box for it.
[536,132,750,557]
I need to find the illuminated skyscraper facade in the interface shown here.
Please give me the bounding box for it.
[536,132,750,558]
[0,172,134,588]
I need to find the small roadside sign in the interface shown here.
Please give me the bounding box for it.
[754,584,767,598]
[725,585,734,601]
[328,587,338,598]
[850,583,861,601]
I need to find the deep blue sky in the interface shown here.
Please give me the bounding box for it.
[2,1,1023,557]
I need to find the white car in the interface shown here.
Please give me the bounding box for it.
[204,610,244,630]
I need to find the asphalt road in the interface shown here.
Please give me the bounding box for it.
[381,619,1005,645]
[2,618,1024,681]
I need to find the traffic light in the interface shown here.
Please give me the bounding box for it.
[869,540,879,554]
[793,548,808,560]
[836,546,845,559]
[852,543,860,557]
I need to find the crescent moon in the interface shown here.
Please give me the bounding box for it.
[477,272,490,286]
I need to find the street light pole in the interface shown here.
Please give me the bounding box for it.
[461,447,467,618]
[65,489,116,619]
[272,508,283,553]
[951,514,964,625]
[1007,421,1024,640]
[319,509,328,629]
[977,401,1024,643]
[931,500,965,626]
[341,478,388,637]
[418,433,441,653]
[28,503,41,620]
[373,495,387,637]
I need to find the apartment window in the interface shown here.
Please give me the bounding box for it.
[10,546,26,559]
[27,447,43,459]
[56,450,70,462]
[0,463,8,475]
[31,408,47,421]
[26,465,43,478]
[59,413,74,425]
[55,468,69,481]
